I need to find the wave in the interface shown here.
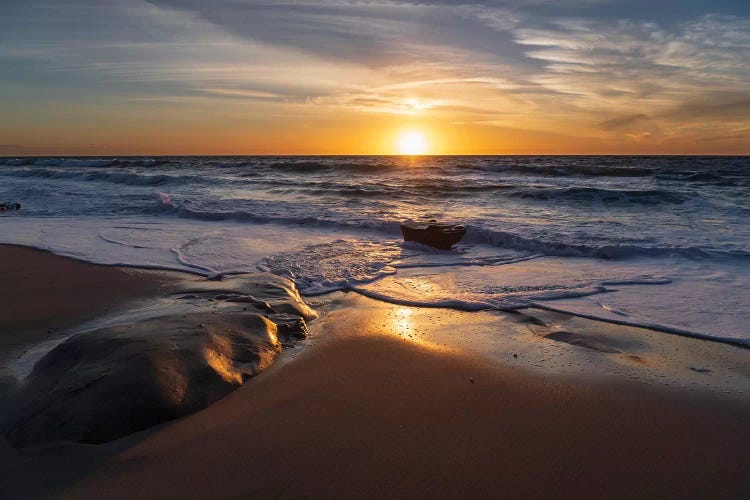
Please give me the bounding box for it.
[507,186,688,205]
[267,159,401,173]
[461,225,743,259]
[14,158,121,167]
[0,157,170,168]
[1,158,32,166]
[145,196,748,261]
[475,163,655,178]
[466,158,747,185]
[299,186,392,198]
[0,167,198,187]
[250,178,690,204]
[59,159,118,168]
[214,160,253,168]
[657,171,749,187]
[529,303,749,348]
[148,195,402,233]
[400,180,516,196]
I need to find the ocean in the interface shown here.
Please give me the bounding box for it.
[1,155,748,346]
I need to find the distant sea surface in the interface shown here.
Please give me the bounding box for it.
[1,156,748,345]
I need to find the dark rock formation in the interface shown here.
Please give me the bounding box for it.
[400,222,466,250]
[5,273,315,446]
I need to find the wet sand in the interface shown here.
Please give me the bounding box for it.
[1,245,749,498]
[0,244,173,352]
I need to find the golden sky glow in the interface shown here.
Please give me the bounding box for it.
[1,1,748,155]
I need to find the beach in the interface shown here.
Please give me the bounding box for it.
[4,0,750,495]
[2,244,749,499]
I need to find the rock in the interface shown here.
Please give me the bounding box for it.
[173,273,317,321]
[0,202,21,212]
[5,313,280,446]
[400,222,466,250]
[271,314,309,341]
[5,273,316,447]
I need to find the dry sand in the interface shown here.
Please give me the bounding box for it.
[1,245,749,499]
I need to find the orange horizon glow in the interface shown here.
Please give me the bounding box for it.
[4,103,748,157]
[6,115,748,157]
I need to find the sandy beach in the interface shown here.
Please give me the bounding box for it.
[1,244,749,498]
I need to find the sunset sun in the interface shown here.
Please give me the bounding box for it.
[396,130,429,155]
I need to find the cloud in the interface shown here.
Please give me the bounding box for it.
[516,14,749,93]
[664,93,750,121]
[194,88,285,100]
[598,114,649,130]
[1,1,748,152]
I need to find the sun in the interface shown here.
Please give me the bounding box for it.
[396,130,429,155]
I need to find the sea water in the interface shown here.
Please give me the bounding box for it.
[1,156,748,345]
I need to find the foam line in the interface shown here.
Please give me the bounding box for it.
[527,303,749,348]
[393,254,544,269]
[350,285,496,311]
[97,232,152,249]
[170,245,216,275]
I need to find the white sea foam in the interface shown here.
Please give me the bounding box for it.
[1,216,748,346]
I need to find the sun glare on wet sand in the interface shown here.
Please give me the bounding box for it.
[396,130,429,155]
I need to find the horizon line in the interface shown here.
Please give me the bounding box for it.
[2,153,749,158]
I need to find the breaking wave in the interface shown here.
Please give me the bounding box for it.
[146,195,748,261]
[0,167,199,186]
[507,186,688,205]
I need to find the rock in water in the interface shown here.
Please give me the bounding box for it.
[400,222,466,250]
[5,273,315,446]
[0,202,21,212]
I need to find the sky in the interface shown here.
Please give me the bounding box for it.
[1,0,748,155]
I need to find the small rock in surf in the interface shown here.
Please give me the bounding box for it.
[0,202,21,212]
[400,221,466,250]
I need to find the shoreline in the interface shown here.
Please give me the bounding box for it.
[0,244,179,354]
[1,244,749,497]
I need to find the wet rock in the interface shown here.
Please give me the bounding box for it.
[271,314,309,341]
[400,222,466,250]
[5,313,280,447]
[5,273,316,447]
[174,273,317,320]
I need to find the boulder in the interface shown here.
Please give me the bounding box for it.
[5,273,314,446]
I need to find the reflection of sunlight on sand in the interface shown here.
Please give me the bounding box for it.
[367,305,458,352]
[328,300,452,351]
[391,307,414,337]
